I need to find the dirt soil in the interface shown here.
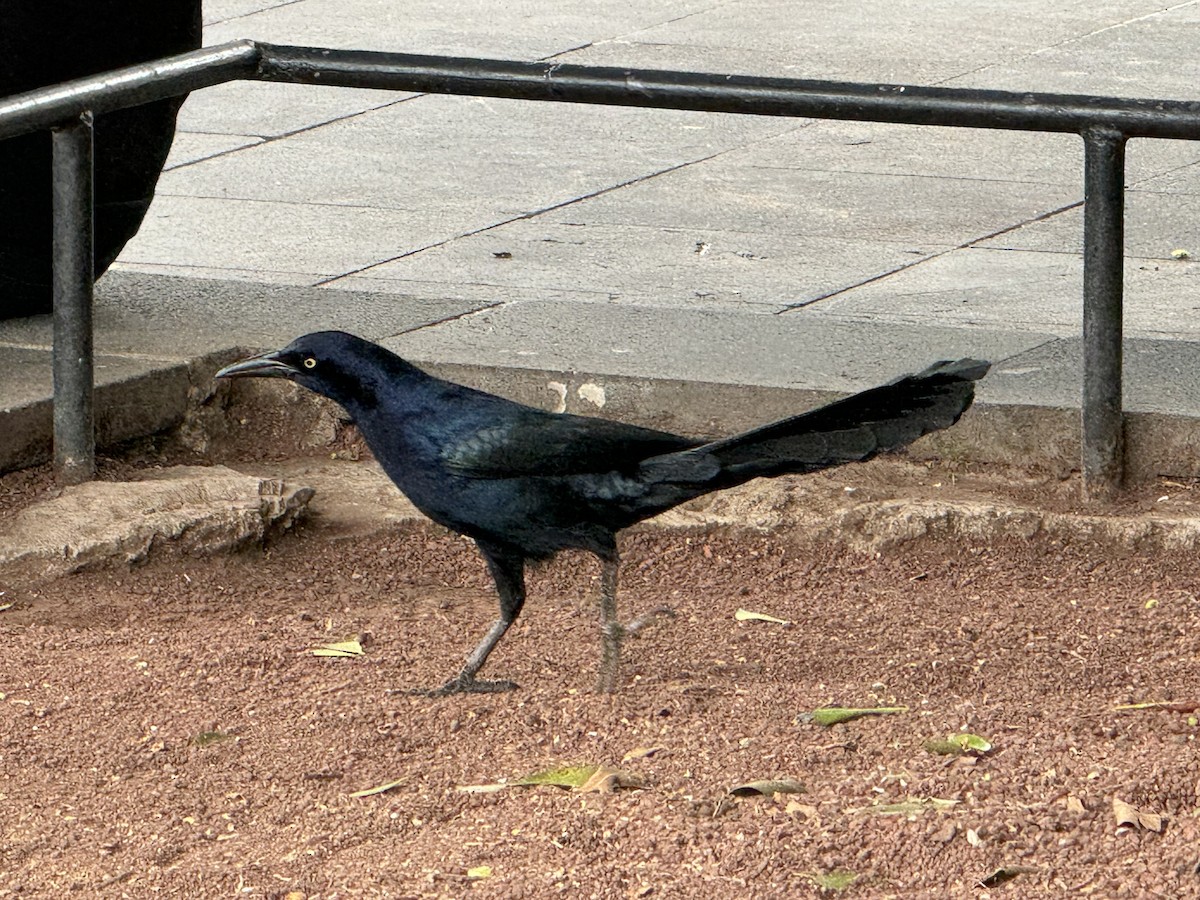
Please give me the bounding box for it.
[3,456,1200,898]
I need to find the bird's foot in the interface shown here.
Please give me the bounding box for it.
[403,675,519,697]
[595,606,678,694]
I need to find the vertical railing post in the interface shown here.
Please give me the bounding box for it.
[51,111,97,485]
[1081,126,1127,501]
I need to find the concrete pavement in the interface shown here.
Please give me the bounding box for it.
[5,0,1200,479]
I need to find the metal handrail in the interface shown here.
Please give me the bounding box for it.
[6,40,1199,494]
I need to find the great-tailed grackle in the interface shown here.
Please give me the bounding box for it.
[216,331,988,695]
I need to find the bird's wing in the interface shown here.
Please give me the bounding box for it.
[441,408,698,478]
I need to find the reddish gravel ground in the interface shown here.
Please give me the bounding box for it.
[3,460,1200,898]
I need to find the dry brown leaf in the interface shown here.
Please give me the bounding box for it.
[348,777,406,798]
[311,640,365,658]
[847,797,957,816]
[1112,797,1164,832]
[734,608,789,625]
[729,778,806,797]
[579,765,640,793]
[513,764,643,792]
[1113,700,1200,714]
[456,783,508,794]
[621,746,664,763]
[785,800,820,821]
[978,866,1039,889]
[1065,795,1086,814]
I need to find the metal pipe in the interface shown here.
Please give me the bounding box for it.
[0,42,1199,145]
[255,44,1200,140]
[0,41,260,141]
[51,112,96,485]
[1081,127,1127,500]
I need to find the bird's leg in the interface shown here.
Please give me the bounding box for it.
[596,555,623,693]
[414,543,527,697]
[595,554,677,694]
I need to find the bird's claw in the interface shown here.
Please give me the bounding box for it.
[624,605,677,636]
[405,675,519,697]
[595,606,678,693]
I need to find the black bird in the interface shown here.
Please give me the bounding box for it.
[216,331,988,695]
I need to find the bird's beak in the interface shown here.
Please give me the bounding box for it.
[214,349,296,380]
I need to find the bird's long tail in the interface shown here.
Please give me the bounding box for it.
[637,358,989,505]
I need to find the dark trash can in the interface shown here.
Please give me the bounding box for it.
[0,0,203,318]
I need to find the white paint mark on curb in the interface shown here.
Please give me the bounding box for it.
[546,381,568,413]
[577,383,606,408]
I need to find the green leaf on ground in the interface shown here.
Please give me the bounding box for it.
[311,640,365,658]
[805,870,857,891]
[515,764,601,788]
[801,706,908,727]
[729,778,806,797]
[924,732,993,756]
[192,730,234,748]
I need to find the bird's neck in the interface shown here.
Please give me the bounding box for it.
[323,352,426,416]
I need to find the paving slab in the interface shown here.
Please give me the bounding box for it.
[976,191,1200,260]
[106,261,319,287]
[812,246,1200,339]
[723,122,1082,186]
[988,337,1200,417]
[165,132,264,170]
[116,194,470,280]
[719,121,1200,189]
[346,220,934,311]
[0,272,491,357]
[202,0,299,26]
[540,159,1082,248]
[175,82,415,140]
[951,13,1200,100]
[610,0,1173,85]
[156,94,793,218]
[1131,158,1200,195]
[202,0,719,60]
[381,298,1051,392]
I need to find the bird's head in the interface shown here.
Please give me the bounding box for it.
[214,331,401,412]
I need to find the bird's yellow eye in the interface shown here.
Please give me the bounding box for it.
[303,357,317,369]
